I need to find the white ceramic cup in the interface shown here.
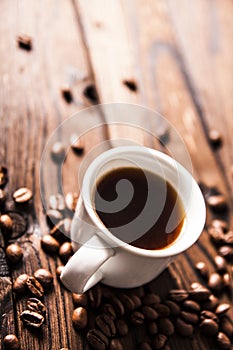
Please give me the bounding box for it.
[61,146,206,293]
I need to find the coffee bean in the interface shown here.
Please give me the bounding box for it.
[180,311,199,324]
[153,303,170,317]
[20,310,44,328]
[0,165,8,188]
[65,192,79,212]
[158,317,174,336]
[56,265,64,278]
[13,187,32,204]
[83,84,98,104]
[109,339,123,350]
[60,85,73,103]
[216,332,231,349]
[214,255,227,274]
[208,129,222,147]
[51,142,66,162]
[13,274,29,294]
[215,303,231,317]
[142,293,160,306]
[182,300,201,313]
[147,321,158,335]
[218,245,233,260]
[199,318,219,336]
[70,134,84,155]
[72,292,88,307]
[200,310,219,323]
[26,276,44,298]
[130,295,142,309]
[110,296,125,317]
[206,194,227,212]
[86,329,109,350]
[164,300,180,316]
[195,261,209,279]
[190,282,203,290]
[41,235,60,253]
[211,219,228,233]
[224,231,233,245]
[72,307,87,330]
[119,293,135,312]
[6,244,23,263]
[46,209,63,228]
[153,334,167,350]
[34,268,53,288]
[168,289,189,302]
[188,286,211,302]
[138,342,152,350]
[59,242,73,262]
[130,311,145,325]
[0,214,13,236]
[220,317,233,338]
[17,34,32,50]
[27,298,46,315]
[201,294,219,311]
[49,193,66,211]
[0,189,6,209]
[102,304,116,320]
[175,318,194,337]
[50,218,71,241]
[115,319,128,336]
[96,313,116,337]
[141,306,158,321]
[208,272,223,293]
[208,226,225,245]
[88,284,102,308]
[223,273,231,290]
[3,334,20,350]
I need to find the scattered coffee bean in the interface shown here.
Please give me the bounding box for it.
[17,34,32,50]
[27,298,46,315]
[60,85,73,103]
[86,328,109,350]
[13,187,32,204]
[175,318,194,337]
[20,310,44,328]
[142,293,160,306]
[65,192,79,212]
[41,235,60,253]
[115,319,128,336]
[109,339,123,350]
[211,219,228,233]
[142,306,158,321]
[199,318,219,336]
[208,129,222,147]
[214,255,227,274]
[206,194,227,212]
[72,307,87,330]
[164,300,180,316]
[153,303,170,317]
[123,79,138,92]
[3,334,20,350]
[70,134,84,155]
[110,296,125,317]
[200,310,219,323]
[220,317,233,338]
[180,311,199,324]
[13,273,29,294]
[208,226,225,245]
[26,276,44,298]
[168,289,189,302]
[182,300,201,313]
[0,189,6,209]
[130,311,145,325]
[190,282,203,290]
[130,295,142,309]
[218,245,233,260]
[51,142,66,163]
[224,231,233,245]
[72,292,88,307]
[49,193,66,211]
[102,304,116,320]
[56,265,64,278]
[83,84,98,104]
[0,165,8,188]
[0,214,13,236]
[46,209,63,228]
[59,242,73,262]
[195,261,209,279]
[216,332,231,349]
[201,294,219,311]
[223,273,231,290]
[158,317,174,336]
[153,334,167,350]
[96,313,116,337]
[6,243,23,263]
[119,293,135,312]
[88,284,102,308]
[147,321,158,335]
[215,303,231,317]
[34,268,53,288]
[50,218,71,241]
[189,286,211,302]
[138,342,153,350]
[208,272,223,293]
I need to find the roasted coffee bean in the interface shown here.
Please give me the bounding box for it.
[216,332,231,349]
[142,306,158,320]
[147,321,158,335]
[26,277,44,298]
[3,334,20,350]
[115,319,128,336]
[60,85,73,103]
[208,129,222,147]
[46,209,63,228]
[65,192,79,212]
[195,261,209,279]
[6,244,23,263]
[0,189,6,209]
[51,142,66,162]
[88,284,102,308]
[109,339,123,350]
[59,242,73,262]
[208,272,223,293]
[119,293,135,312]
[138,342,152,350]
[34,268,53,288]
[199,318,219,336]
[153,303,170,317]
[208,226,225,245]
[86,329,109,350]
[96,313,116,337]
[215,303,231,317]
[13,187,32,204]
[70,134,84,155]
[200,310,219,323]
[17,34,32,50]
[175,318,194,337]
[223,273,230,290]
[72,292,88,307]
[206,194,227,212]
[0,166,8,188]
[201,294,219,311]
[164,300,180,316]
[182,300,200,313]
[218,245,233,260]
[111,296,125,317]
[130,295,142,309]
[190,282,203,290]
[168,289,188,302]
[211,219,228,233]
[0,214,13,236]
[83,84,98,104]
[214,255,227,274]
[72,307,87,330]
[20,310,44,328]
[188,286,211,302]
[142,293,160,306]
[49,193,66,211]
[41,235,60,253]
[13,273,29,294]
[158,317,174,336]
[224,231,233,245]
[220,317,233,338]
[102,303,116,320]
[130,311,145,325]
[56,265,64,278]
[153,334,167,350]
[180,311,199,324]
[50,218,71,241]
[27,298,46,315]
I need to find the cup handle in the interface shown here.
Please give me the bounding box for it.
[60,234,114,293]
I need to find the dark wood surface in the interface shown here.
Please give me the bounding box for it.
[0,1,232,349]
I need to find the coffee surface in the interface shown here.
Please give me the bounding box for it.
[94,167,185,250]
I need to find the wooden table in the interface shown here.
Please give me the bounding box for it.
[0,1,232,349]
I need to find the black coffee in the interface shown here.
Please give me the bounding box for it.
[94,167,185,250]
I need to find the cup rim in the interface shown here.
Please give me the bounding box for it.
[81,146,206,257]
